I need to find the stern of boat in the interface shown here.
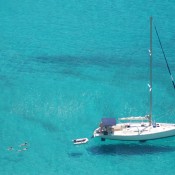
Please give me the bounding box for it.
[93,127,102,137]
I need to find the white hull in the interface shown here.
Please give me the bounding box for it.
[72,138,89,144]
[94,123,175,141]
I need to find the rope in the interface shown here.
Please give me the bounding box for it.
[154,24,175,89]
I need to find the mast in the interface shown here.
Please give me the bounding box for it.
[149,16,152,125]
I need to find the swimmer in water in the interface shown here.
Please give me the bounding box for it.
[19,142,28,147]
[7,146,13,151]
[17,148,28,152]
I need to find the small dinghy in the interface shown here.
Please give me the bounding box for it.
[72,138,89,145]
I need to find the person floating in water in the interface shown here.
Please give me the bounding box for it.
[7,146,13,151]
[19,142,28,147]
[18,148,28,152]
[23,148,28,151]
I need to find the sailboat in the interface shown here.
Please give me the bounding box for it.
[93,17,175,141]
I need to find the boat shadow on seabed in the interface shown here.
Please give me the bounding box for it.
[86,143,175,156]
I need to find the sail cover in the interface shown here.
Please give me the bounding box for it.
[101,118,116,126]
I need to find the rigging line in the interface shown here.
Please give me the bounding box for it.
[154,24,175,89]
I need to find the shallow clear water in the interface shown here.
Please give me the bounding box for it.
[1,1,175,174]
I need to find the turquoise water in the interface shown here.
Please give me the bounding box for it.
[1,0,175,174]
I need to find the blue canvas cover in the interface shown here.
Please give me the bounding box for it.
[101,118,116,126]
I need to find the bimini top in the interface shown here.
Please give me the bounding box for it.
[101,118,116,126]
